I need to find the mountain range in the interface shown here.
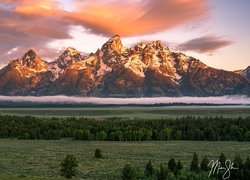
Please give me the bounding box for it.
[0,35,249,97]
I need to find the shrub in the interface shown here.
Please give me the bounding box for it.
[95,148,102,158]
[60,154,78,178]
[122,164,137,180]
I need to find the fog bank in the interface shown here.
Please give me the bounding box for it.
[0,95,249,105]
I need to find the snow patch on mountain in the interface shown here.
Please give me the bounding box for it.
[69,61,86,70]
[97,59,112,76]
[57,47,82,68]
[125,55,146,77]
[48,63,63,81]
[150,52,161,67]
[235,66,250,78]
[84,56,96,65]
[65,47,80,57]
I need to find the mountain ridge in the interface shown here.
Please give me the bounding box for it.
[0,35,249,97]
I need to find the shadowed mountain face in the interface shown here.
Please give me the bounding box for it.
[0,35,249,97]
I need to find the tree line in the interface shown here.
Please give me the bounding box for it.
[0,114,250,141]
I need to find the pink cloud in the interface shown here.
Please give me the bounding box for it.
[178,35,233,54]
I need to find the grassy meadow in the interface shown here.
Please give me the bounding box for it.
[0,140,249,179]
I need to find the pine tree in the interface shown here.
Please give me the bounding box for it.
[168,158,176,173]
[234,155,243,168]
[176,160,183,173]
[190,152,199,172]
[243,156,250,179]
[219,153,226,165]
[200,156,209,171]
[145,160,154,176]
[244,156,250,170]
[232,155,244,179]
[157,163,167,180]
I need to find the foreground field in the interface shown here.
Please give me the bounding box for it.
[0,106,250,119]
[0,140,249,179]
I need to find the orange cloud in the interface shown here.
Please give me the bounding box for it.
[0,0,61,11]
[1,0,208,37]
[14,0,62,16]
[67,0,208,37]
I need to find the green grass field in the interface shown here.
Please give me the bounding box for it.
[0,140,249,179]
[0,106,249,119]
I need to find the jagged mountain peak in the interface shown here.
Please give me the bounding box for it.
[24,49,36,56]
[6,49,40,69]
[146,40,164,49]
[21,49,46,69]
[57,47,82,69]
[22,49,38,61]
[135,42,146,48]
[245,66,250,78]
[235,66,250,79]
[101,34,123,54]
[63,47,79,56]
[108,34,121,42]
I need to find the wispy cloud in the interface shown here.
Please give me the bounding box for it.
[177,35,233,54]
[67,0,208,37]
[7,47,18,55]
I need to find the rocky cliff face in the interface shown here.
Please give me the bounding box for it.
[0,35,249,97]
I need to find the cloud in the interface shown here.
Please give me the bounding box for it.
[0,95,249,105]
[7,47,18,55]
[67,0,208,37]
[0,0,62,12]
[0,1,71,62]
[14,0,62,15]
[0,0,209,64]
[177,35,233,54]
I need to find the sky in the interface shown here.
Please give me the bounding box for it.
[0,0,249,71]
